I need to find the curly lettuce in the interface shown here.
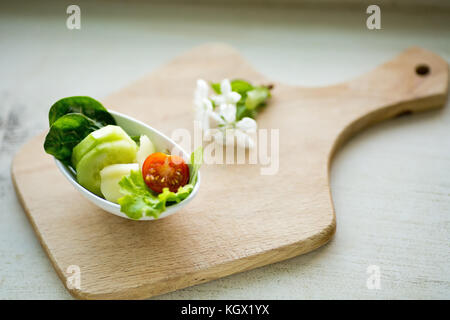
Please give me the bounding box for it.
[117,147,202,220]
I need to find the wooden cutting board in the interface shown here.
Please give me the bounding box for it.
[12,44,448,299]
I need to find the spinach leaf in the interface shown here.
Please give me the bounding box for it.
[44,113,101,164]
[48,96,116,127]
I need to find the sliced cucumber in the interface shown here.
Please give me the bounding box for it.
[72,125,135,168]
[100,163,139,203]
[76,140,138,196]
[136,135,156,170]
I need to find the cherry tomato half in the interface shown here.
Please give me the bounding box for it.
[142,152,190,193]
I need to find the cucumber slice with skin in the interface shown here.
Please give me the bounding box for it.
[76,140,138,196]
[100,163,139,203]
[72,125,135,168]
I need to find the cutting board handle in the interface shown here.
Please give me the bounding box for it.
[330,47,449,154]
[345,47,448,121]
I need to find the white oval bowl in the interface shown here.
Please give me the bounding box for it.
[55,110,200,221]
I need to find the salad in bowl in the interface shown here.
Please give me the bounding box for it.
[44,96,201,220]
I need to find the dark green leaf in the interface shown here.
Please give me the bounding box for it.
[44,113,101,164]
[48,96,116,127]
[130,135,141,145]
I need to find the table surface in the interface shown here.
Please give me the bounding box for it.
[0,1,449,299]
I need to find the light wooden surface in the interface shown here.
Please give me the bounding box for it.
[10,44,449,299]
[1,2,449,299]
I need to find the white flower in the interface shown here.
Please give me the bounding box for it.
[194,79,209,104]
[211,79,241,106]
[194,79,213,130]
[205,103,257,149]
[208,103,236,127]
[194,78,257,149]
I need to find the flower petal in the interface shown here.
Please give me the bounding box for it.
[236,117,257,132]
[229,91,241,104]
[195,79,209,101]
[195,98,213,124]
[211,95,224,105]
[220,79,232,95]
[218,103,237,124]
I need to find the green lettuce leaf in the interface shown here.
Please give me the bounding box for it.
[210,79,272,121]
[158,184,193,204]
[117,147,203,220]
[245,87,270,110]
[211,79,253,96]
[211,82,221,94]
[189,146,203,185]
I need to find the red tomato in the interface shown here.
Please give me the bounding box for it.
[142,152,190,193]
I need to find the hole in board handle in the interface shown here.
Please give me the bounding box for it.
[415,64,430,76]
[395,110,413,118]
